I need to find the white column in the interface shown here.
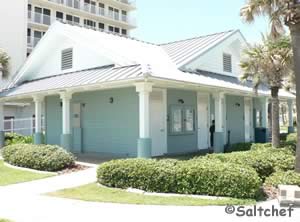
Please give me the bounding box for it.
[33,95,44,134]
[213,92,225,132]
[60,92,72,135]
[261,97,269,128]
[0,101,4,132]
[135,83,153,138]
[288,100,294,127]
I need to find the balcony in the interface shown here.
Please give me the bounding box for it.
[28,11,55,26]
[46,0,136,27]
[27,36,42,48]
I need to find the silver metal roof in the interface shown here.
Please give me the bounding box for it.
[0,65,143,97]
[161,30,236,67]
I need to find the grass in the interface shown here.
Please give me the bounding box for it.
[0,160,53,186]
[49,183,256,206]
[0,219,13,222]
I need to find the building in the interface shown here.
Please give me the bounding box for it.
[0,0,136,133]
[0,22,295,156]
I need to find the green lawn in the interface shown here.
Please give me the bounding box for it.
[49,183,255,206]
[0,219,13,222]
[0,160,53,186]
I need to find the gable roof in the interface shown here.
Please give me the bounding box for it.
[160,30,243,67]
[9,22,176,88]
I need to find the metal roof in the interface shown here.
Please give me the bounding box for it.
[0,65,143,97]
[160,30,237,67]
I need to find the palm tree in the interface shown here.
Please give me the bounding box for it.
[0,48,9,78]
[240,0,300,172]
[240,36,293,148]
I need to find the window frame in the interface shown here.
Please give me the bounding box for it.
[169,105,196,135]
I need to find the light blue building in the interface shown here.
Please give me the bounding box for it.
[0,22,295,157]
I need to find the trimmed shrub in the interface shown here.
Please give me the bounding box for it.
[250,143,272,151]
[225,142,252,153]
[2,144,75,172]
[5,133,33,146]
[286,133,297,144]
[198,148,295,180]
[264,171,300,188]
[97,158,261,199]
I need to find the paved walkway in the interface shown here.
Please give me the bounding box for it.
[0,166,300,222]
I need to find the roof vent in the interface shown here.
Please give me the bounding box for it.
[61,48,73,70]
[223,53,232,73]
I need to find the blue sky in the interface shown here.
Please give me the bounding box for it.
[131,0,270,44]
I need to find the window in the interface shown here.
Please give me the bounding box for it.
[99,3,105,15]
[98,23,105,30]
[108,26,114,32]
[66,14,80,24]
[114,27,120,33]
[170,106,195,134]
[56,11,64,20]
[28,4,32,19]
[121,29,127,35]
[84,19,96,28]
[61,48,73,70]
[223,53,232,73]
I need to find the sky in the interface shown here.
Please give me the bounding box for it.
[131,0,270,44]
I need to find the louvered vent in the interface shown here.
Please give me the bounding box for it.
[223,53,232,73]
[61,48,73,70]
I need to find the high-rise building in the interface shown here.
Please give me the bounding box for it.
[0,0,136,77]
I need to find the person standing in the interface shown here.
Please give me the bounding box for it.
[209,120,215,148]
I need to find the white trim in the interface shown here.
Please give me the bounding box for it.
[197,92,210,149]
[0,102,4,131]
[136,82,153,138]
[213,92,225,132]
[60,92,73,134]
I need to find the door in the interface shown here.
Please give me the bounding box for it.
[226,95,245,144]
[244,98,251,142]
[197,93,209,149]
[150,90,167,156]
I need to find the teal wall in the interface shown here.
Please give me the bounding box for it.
[167,89,198,154]
[226,95,245,144]
[45,96,62,145]
[45,88,139,157]
[73,88,139,157]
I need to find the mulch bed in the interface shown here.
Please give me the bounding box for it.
[58,164,90,175]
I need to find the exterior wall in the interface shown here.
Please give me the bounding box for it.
[45,88,139,156]
[0,0,28,77]
[167,89,198,154]
[225,95,245,144]
[31,40,113,80]
[183,33,245,78]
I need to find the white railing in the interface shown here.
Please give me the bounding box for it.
[4,117,45,136]
[46,0,136,26]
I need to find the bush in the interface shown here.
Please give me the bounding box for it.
[199,148,295,181]
[250,143,272,151]
[286,133,297,144]
[225,142,252,153]
[97,158,261,199]
[5,133,33,146]
[2,144,75,172]
[264,171,300,188]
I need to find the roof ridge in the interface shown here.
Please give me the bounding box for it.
[61,21,158,46]
[159,29,237,46]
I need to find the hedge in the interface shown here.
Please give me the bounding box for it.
[225,142,252,153]
[286,133,297,144]
[2,144,75,172]
[5,133,33,146]
[198,148,295,180]
[97,158,261,199]
[264,171,300,188]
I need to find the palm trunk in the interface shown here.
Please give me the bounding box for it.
[290,24,300,173]
[271,87,280,148]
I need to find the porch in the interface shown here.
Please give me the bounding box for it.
[0,82,295,158]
